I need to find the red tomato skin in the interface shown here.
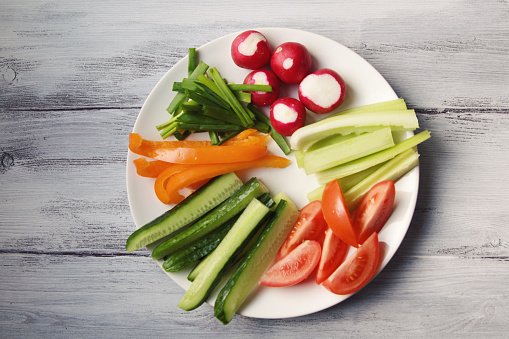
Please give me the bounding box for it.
[316,227,349,285]
[353,180,395,245]
[259,240,322,288]
[277,200,328,261]
[321,180,358,248]
[322,232,380,295]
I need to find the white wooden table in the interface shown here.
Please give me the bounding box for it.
[1,1,508,337]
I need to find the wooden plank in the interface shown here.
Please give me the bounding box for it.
[1,0,507,110]
[1,109,508,256]
[0,252,507,337]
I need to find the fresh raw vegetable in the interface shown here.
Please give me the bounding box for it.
[298,68,347,114]
[277,200,328,260]
[269,97,307,136]
[178,198,271,311]
[342,148,419,211]
[321,179,358,248]
[163,154,291,204]
[231,30,271,70]
[125,172,243,252]
[132,158,173,178]
[243,69,280,107]
[270,42,312,84]
[290,109,420,151]
[301,127,395,175]
[308,148,420,210]
[151,177,269,260]
[149,144,268,164]
[162,218,236,272]
[258,240,321,287]
[315,130,431,184]
[322,232,380,295]
[353,180,395,245]
[316,228,349,285]
[214,193,300,325]
[247,103,291,155]
[326,98,407,119]
[171,193,275,277]
[154,163,193,204]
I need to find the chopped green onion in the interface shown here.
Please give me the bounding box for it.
[247,104,291,155]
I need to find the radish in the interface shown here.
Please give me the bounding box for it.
[269,97,307,136]
[243,69,281,107]
[298,68,347,114]
[270,42,312,84]
[231,30,271,70]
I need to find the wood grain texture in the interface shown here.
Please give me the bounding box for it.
[1,0,508,337]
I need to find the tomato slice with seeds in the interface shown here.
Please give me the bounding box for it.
[353,180,395,245]
[316,227,349,285]
[321,180,358,248]
[259,240,321,288]
[277,200,328,260]
[322,232,380,295]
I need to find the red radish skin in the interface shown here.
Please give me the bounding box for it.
[270,42,312,84]
[243,69,281,107]
[298,68,347,114]
[270,97,307,136]
[231,30,271,70]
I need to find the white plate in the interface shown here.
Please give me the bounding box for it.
[126,27,419,319]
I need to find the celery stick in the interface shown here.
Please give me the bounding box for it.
[344,148,420,211]
[290,110,419,151]
[294,150,304,168]
[316,130,431,184]
[308,162,385,202]
[302,127,395,175]
[307,133,358,151]
[326,98,407,119]
[307,148,420,210]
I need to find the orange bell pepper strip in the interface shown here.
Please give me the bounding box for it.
[165,154,291,204]
[224,134,269,147]
[148,144,267,164]
[154,164,193,204]
[187,178,211,190]
[133,158,173,178]
[129,133,211,157]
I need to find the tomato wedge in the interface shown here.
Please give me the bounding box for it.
[259,240,321,288]
[353,180,395,245]
[316,227,349,285]
[277,200,328,260]
[322,232,380,295]
[321,180,358,248]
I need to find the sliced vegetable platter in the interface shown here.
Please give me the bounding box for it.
[126,27,420,319]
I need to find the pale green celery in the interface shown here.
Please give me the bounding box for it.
[326,98,407,119]
[294,150,304,168]
[303,127,395,175]
[308,162,385,202]
[290,109,419,151]
[307,148,420,211]
[344,148,420,211]
[315,130,431,184]
[307,133,358,151]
